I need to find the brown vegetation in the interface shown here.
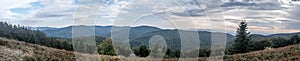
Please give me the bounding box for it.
[0,37,119,61]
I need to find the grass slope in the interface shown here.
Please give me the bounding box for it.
[0,37,119,61]
[224,44,300,61]
[163,43,300,61]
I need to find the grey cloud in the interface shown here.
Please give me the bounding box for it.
[176,0,201,5]
[0,18,11,20]
[19,20,39,25]
[221,2,257,7]
[278,20,294,23]
[171,9,205,17]
[221,2,282,10]
[34,8,74,18]
[77,0,127,6]
[285,22,300,29]
[247,3,282,10]
[244,17,273,19]
[77,0,104,5]
[34,14,70,18]
[287,7,300,20]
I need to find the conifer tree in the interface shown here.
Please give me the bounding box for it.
[97,39,116,55]
[230,20,251,54]
[137,43,150,57]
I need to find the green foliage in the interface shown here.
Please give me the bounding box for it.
[164,48,174,58]
[290,35,300,44]
[230,20,251,54]
[0,22,74,51]
[249,39,273,50]
[271,37,289,48]
[41,37,73,50]
[198,48,211,57]
[97,39,117,56]
[134,43,150,57]
[0,22,46,44]
[164,48,180,58]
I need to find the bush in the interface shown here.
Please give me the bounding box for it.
[249,39,273,51]
[97,39,116,56]
[134,43,150,57]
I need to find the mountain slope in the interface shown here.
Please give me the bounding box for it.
[36,26,235,49]
[0,37,119,61]
[224,43,300,61]
[40,25,162,38]
[130,30,234,49]
[250,32,300,41]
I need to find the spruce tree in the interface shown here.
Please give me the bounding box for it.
[230,20,251,54]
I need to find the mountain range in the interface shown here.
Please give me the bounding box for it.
[32,25,300,49]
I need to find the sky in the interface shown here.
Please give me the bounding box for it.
[0,0,300,34]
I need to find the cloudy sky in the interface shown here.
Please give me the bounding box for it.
[0,0,300,34]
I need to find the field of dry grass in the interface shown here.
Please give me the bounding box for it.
[223,44,300,61]
[0,37,119,61]
[1,37,300,61]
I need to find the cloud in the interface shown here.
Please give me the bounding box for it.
[1,0,75,27]
[0,0,37,20]
[171,8,205,17]
[1,0,300,34]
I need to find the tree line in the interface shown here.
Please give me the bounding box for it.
[0,22,73,51]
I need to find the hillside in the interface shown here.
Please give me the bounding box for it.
[35,25,235,49]
[250,32,300,41]
[2,36,300,61]
[130,30,234,49]
[0,37,119,61]
[39,25,162,38]
[223,43,300,61]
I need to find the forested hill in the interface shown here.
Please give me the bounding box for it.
[250,33,300,41]
[35,25,300,48]
[35,25,235,49]
[0,22,106,51]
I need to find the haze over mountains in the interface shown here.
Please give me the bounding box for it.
[32,25,300,49]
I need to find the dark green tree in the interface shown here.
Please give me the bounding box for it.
[249,39,273,50]
[290,35,300,44]
[174,49,181,57]
[198,48,211,57]
[164,48,181,58]
[165,48,174,58]
[135,43,150,57]
[230,20,251,54]
[97,39,116,56]
[272,37,288,48]
[0,21,75,51]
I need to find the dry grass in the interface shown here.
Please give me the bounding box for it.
[223,44,300,61]
[0,37,119,61]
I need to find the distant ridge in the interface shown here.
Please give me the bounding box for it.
[33,25,299,49]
